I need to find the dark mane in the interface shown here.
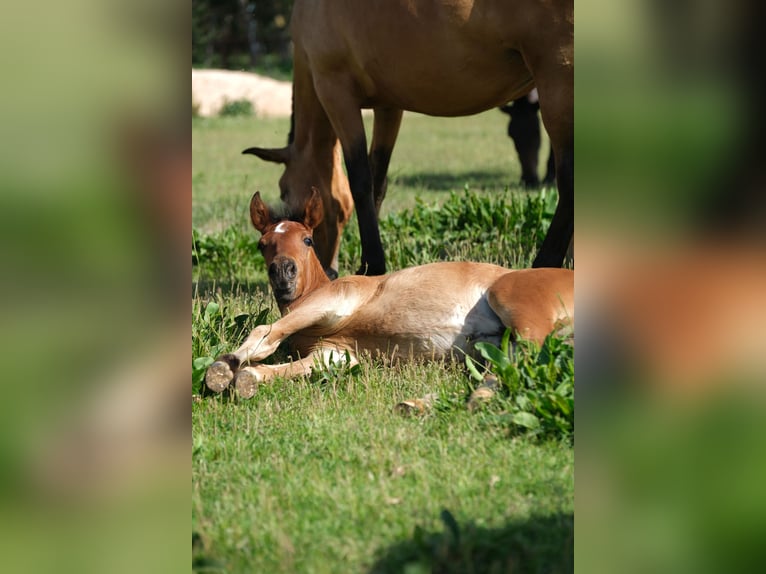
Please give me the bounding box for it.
[262,197,307,225]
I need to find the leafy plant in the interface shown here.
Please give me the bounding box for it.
[219,98,254,117]
[339,187,557,272]
[192,298,270,395]
[309,349,362,385]
[192,226,263,282]
[466,330,574,441]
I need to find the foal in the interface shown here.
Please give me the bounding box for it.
[206,190,574,398]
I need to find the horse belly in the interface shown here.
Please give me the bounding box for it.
[365,296,505,361]
[299,0,537,115]
[354,31,534,115]
[366,57,534,116]
[347,267,507,360]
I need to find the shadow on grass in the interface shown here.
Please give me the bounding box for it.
[369,510,573,574]
[392,170,514,192]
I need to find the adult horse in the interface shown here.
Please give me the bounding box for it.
[244,0,573,276]
[205,189,574,397]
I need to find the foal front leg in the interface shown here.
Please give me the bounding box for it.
[205,296,354,392]
[205,322,289,392]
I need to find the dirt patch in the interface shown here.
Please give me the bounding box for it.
[192,69,292,117]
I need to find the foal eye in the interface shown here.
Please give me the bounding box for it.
[303,237,313,247]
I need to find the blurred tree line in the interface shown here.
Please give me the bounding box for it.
[192,0,294,73]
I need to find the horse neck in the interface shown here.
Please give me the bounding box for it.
[291,55,338,164]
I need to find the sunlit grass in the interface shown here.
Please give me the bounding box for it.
[192,112,571,573]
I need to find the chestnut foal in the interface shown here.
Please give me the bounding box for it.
[205,190,573,398]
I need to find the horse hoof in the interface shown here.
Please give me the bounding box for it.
[234,369,259,399]
[205,361,234,392]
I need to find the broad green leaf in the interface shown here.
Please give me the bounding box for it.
[204,301,220,321]
[474,342,511,372]
[193,356,215,370]
[511,412,540,429]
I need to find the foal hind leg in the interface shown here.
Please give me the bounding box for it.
[486,269,574,346]
[232,349,359,398]
[231,355,320,398]
[205,356,319,397]
[370,108,403,215]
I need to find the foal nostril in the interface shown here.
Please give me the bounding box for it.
[269,258,297,283]
[284,260,297,279]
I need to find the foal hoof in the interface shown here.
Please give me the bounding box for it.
[205,361,234,392]
[233,369,259,399]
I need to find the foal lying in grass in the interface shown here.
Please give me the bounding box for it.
[206,189,574,398]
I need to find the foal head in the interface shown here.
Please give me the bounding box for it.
[243,139,353,277]
[250,188,330,311]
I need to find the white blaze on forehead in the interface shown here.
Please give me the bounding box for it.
[273,222,289,234]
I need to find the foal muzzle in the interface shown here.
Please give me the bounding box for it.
[268,256,298,304]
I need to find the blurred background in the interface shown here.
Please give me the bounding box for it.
[0,0,188,572]
[193,0,294,74]
[576,0,766,572]
[0,0,763,572]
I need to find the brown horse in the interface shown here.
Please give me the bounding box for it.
[205,189,574,398]
[243,0,574,277]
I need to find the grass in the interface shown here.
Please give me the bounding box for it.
[192,111,571,573]
[191,111,552,234]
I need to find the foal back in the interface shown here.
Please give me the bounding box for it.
[297,262,572,361]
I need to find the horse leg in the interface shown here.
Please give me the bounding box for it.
[543,147,556,186]
[313,78,386,275]
[533,143,572,268]
[370,108,403,215]
[524,40,574,268]
[230,349,359,398]
[204,322,285,392]
[205,288,363,390]
[205,321,312,392]
[506,96,542,188]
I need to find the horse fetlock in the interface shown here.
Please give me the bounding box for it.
[218,353,241,370]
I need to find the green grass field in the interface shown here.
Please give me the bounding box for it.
[192,111,572,573]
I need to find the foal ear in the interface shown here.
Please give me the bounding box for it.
[303,187,324,230]
[242,146,290,164]
[249,192,272,233]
